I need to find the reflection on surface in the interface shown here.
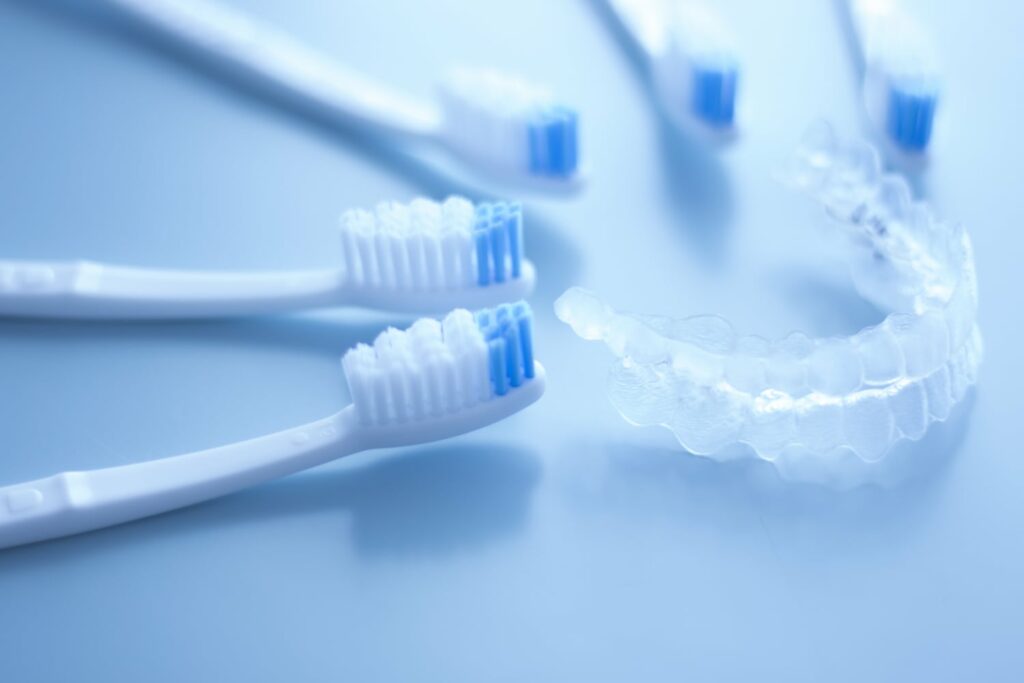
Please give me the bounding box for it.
[0,442,542,564]
[562,388,973,520]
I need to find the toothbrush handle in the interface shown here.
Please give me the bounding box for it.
[604,0,668,57]
[0,260,345,318]
[0,409,362,549]
[0,259,537,318]
[844,0,881,66]
[103,0,438,138]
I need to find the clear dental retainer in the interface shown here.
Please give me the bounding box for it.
[556,123,981,483]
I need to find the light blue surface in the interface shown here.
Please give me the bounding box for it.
[1,1,1022,680]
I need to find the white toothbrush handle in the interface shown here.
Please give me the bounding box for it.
[845,0,881,67]
[104,0,439,138]
[604,0,668,57]
[845,0,925,67]
[0,260,345,318]
[0,260,536,318]
[0,409,362,549]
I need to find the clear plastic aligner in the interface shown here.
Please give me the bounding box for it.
[555,124,981,474]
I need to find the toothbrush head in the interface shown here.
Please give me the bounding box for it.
[689,57,739,129]
[650,3,739,141]
[882,76,938,153]
[857,4,940,156]
[338,196,535,313]
[437,68,584,193]
[342,301,545,446]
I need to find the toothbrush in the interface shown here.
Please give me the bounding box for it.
[841,0,940,155]
[0,197,534,319]
[601,0,739,140]
[100,0,582,193]
[0,302,544,549]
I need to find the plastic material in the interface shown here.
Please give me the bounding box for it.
[0,197,535,319]
[104,0,584,192]
[0,303,546,548]
[555,128,980,478]
[603,0,739,139]
[842,0,940,155]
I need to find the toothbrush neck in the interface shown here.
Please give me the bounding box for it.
[81,407,364,521]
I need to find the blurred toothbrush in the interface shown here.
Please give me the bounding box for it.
[841,0,940,158]
[0,302,545,549]
[601,0,739,141]
[0,197,533,319]
[101,0,583,194]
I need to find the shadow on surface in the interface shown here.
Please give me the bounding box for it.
[0,312,404,361]
[771,267,888,337]
[562,389,975,552]
[8,0,583,301]
[0,442,542,563]
[587,0,735,265]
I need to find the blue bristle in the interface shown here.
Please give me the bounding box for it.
[513,301,535,379]
[502,319,524,388]
[495,302,510,323]
[473,229,490,286]
[488,338,508,396]
[507,202,523,278]
[474,203,494,286]
[527,107,579,177]
[691,60,738,127]
[489,210,507,284]
[472,201,524,286]
[528,123,544,176]
[886,81,937,152]
[476,301,534,395]
[475,308,493,329]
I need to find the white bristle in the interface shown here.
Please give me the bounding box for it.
[442,309,488,405]
[437,69,550,174]
[351,210,378,287]
[340,221,362,285]
[407,231,427,288]
[442,196,474,227]
[441,232,461,289]
[423,356,444,417]
[341,344,375,416]
[374,230,395,289]
[339,196,524,294]
[410,198,442,230]
[342,309,495,425]
[388,231,409,290]
[422,231,443,289]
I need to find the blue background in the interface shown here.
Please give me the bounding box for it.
[1,1,1021,680]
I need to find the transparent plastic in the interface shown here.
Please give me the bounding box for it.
[555,125,980,479]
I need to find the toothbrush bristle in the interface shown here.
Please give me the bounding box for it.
[341,301,536,424]
[339,197,523,291]
[475,301,535,396]
[526,106,579,177]
[691,59,738,127]
[886,80,937,152]
[439,68,579,178]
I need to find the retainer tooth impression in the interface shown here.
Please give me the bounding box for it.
[555,127,981,480]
